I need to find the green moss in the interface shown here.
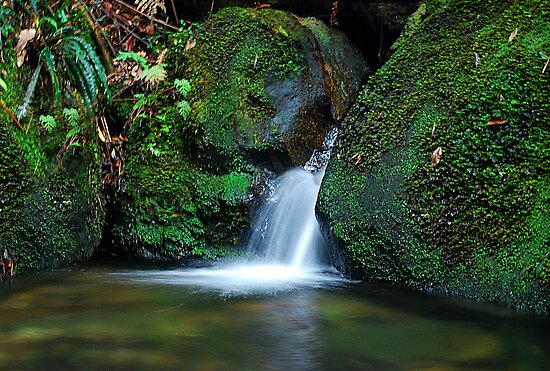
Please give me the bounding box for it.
[319,0,549,315]
[181,7,305,161]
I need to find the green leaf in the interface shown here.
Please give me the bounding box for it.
[39,16,58,30]
[176,100,191,119]
[18,64,42,121]
[39,114,57,133]
[175,78,191,98]
[39,47,61,103]
[115,51,148,69]
[63,107,80,127]
[65,126,81,139]
[0,77,7,92]
[139,64,166,83]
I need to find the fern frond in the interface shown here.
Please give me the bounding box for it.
[136,0,166,17]
[63,107,80,127]
[65,57,93,111]
[139,63,166,84]
[115,51,148,69]
[39,114,57,133]
[39,47,61,103]
[18,64,41,121]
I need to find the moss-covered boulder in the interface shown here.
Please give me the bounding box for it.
[112,7,367,260]
[318,0,549,315]
[0,115,104,274]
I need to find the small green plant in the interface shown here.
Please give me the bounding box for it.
[39,114,57,133]
[115,51,167,85]
[174,78,191,119]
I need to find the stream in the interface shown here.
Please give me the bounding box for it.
[0,262,547,370]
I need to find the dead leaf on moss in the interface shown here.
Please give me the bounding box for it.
[508,27,518,42]
[185,36,196,51]
[487,118,507,126]
[16,28,36,67]
[431,147,442,167]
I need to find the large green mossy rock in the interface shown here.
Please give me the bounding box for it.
[0,127,104,274]
[112,7,367,260]
[318,0,549,314]
[0,43,104,274]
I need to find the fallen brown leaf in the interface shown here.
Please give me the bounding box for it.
[16,28,36,67]
[431,147,442,167]
[487,118,507,126]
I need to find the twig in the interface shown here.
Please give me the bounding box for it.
[169,0,179,25]
[0,99,24,131]
[112,0,179,31]
[543,57,549,74]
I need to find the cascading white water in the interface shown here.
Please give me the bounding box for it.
[121,129,345,293]
[246,168,328,268]
[246,128,338,269]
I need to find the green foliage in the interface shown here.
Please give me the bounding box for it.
[39,114,57,133]
[0,77,7,92]
[63,107,80,128]
[115,51,148,68]
[0,4,15,48]
[17,0,110,119]
[139,63,167,84]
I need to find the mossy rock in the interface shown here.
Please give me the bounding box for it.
[318,0,549,315]
[0,40,104,274]
[112,7,367,260]
[0,126,104,274]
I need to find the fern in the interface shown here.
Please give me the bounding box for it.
[63,107,80,127]
[18,64,41,121]
[39,114,57,133]
[39,47,61,102]
[176,100,190,119]
[17,2,110,119]
[174,78,191,98]
[115,51,148,69]
[139,64,166,84]
[136,0,166,17]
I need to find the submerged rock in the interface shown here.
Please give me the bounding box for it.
[112,7,367,260]
[318,0,549,315]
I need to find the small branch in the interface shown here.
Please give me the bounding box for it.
[169,0,179,26]
[112,0,179,31]
[0,99,24,131]
[543,57,549,74]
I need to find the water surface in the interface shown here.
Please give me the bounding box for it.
[0,262,547,370]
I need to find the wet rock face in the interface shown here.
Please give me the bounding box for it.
[184,7,368,167]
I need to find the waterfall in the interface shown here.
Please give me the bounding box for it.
[122,129,345,293]
[246,128,337,269]
[246,168,328,268]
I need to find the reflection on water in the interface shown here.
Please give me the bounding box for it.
[0,264,548,370]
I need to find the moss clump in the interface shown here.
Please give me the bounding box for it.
[318,0,549,315]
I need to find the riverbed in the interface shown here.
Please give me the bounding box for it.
[0,261,547,370]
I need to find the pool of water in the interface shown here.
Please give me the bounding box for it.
[0,261,547,370]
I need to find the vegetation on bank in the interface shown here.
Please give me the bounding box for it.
[318,0,549,315]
